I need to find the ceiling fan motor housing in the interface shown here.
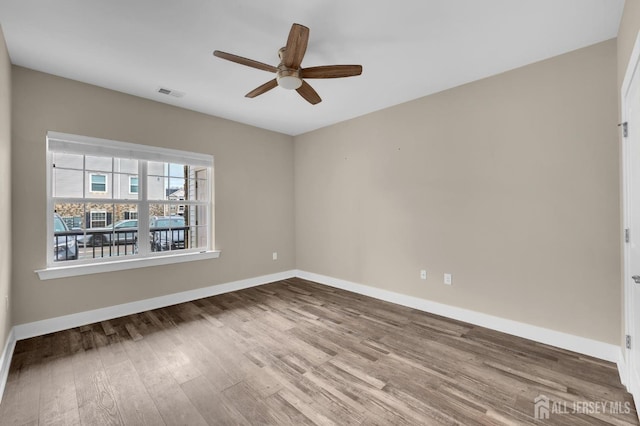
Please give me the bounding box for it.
[276,48,302,90]
[276,65,302,90]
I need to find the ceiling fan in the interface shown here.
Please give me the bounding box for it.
[213,23,363,105]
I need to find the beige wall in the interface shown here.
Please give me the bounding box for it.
[618,0,640,88]
[6,32,624,347]
[0,27,11,351]
[295,40,620,344]
[11,66,294,325]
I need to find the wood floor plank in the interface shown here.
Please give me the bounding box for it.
[124,322,143,342]
[104,360,166,425]
[74,369,122,425]
[138,366,208,426]
[38,355,81,425]
[264,391,316,425]
[222,381,281,424]
[1,277,637,425]
[181,375,250,425]
[277,388,338,426]
[95,331,129,368]
[143,327,202,385]
[0,350,43,425]
[72,343,123,426]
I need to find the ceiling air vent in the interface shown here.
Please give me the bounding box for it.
[157,87,185,98]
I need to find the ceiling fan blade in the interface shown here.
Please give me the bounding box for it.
[296,81,322,105]
[245,79,278,98]
[301,65,363,79]
[213,50,277,73]
[283,23,309,69]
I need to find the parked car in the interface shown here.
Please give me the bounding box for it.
[54,213,78,261]
[150,216,186,252]
[77,219,138,246]
[111,219,138,244]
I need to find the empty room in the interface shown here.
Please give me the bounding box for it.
[0,0,640,424]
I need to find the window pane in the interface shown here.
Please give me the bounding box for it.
[111,204,139,251]
[149,204,187,252]
[149,203,167,218]
[85,156,112,172]
[53,152,83,170]
[116,158,138,174]
[169,163,186,178]
[182,178,208,201]
[75,203,138,259]
[53,168,84,198]
[147,174,168,201]
[184,206,209,250]
[147,164,206,202]
[82,203,113,253]
[147,161,165,178]
[55,203,84,229]
[52,208,79,262]
[109,173,138,200]
[189,226,208,250]
[111,204,139,224]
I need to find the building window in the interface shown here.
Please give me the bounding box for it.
[47,131,214,267]
[129,176,139,194]
[90,173,107,193]
[90,211,107,228]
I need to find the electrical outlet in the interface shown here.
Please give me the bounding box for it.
[420,270,427,280]
[444,273,452,285]
[272,252,278,261]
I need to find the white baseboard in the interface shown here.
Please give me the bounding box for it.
[618,349,628,388]
[295,270,621,363]
[13,270,296,341]
[0,268,625,405]
[631,373,640,421]
[617,351,640,422]
[0,327,16,404]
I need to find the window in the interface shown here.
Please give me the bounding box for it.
[129,176,139,194]
[90,211,107,228]
[90,174,107,193]
[44,131,216,275]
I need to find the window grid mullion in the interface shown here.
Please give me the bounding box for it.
[137,160,150,257]
[83,155,86,198]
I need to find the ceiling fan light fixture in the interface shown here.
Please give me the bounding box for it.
[213,23,361,104]
[276,74,302,90]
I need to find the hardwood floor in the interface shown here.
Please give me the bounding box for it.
[0,277,637,425]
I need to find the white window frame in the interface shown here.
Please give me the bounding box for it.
[128,211,138,220]
[129,176,139,194]
[38,131,219,280]
[90,173,108,193]
[90,210,107,228]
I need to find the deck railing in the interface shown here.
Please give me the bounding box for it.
[53,227,189,261]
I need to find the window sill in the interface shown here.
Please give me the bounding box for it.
[36,250,221,280]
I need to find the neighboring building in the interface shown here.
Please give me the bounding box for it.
[168,188,185,216]
[53,156,178,228]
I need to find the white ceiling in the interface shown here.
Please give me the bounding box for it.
[0,0,625,136]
